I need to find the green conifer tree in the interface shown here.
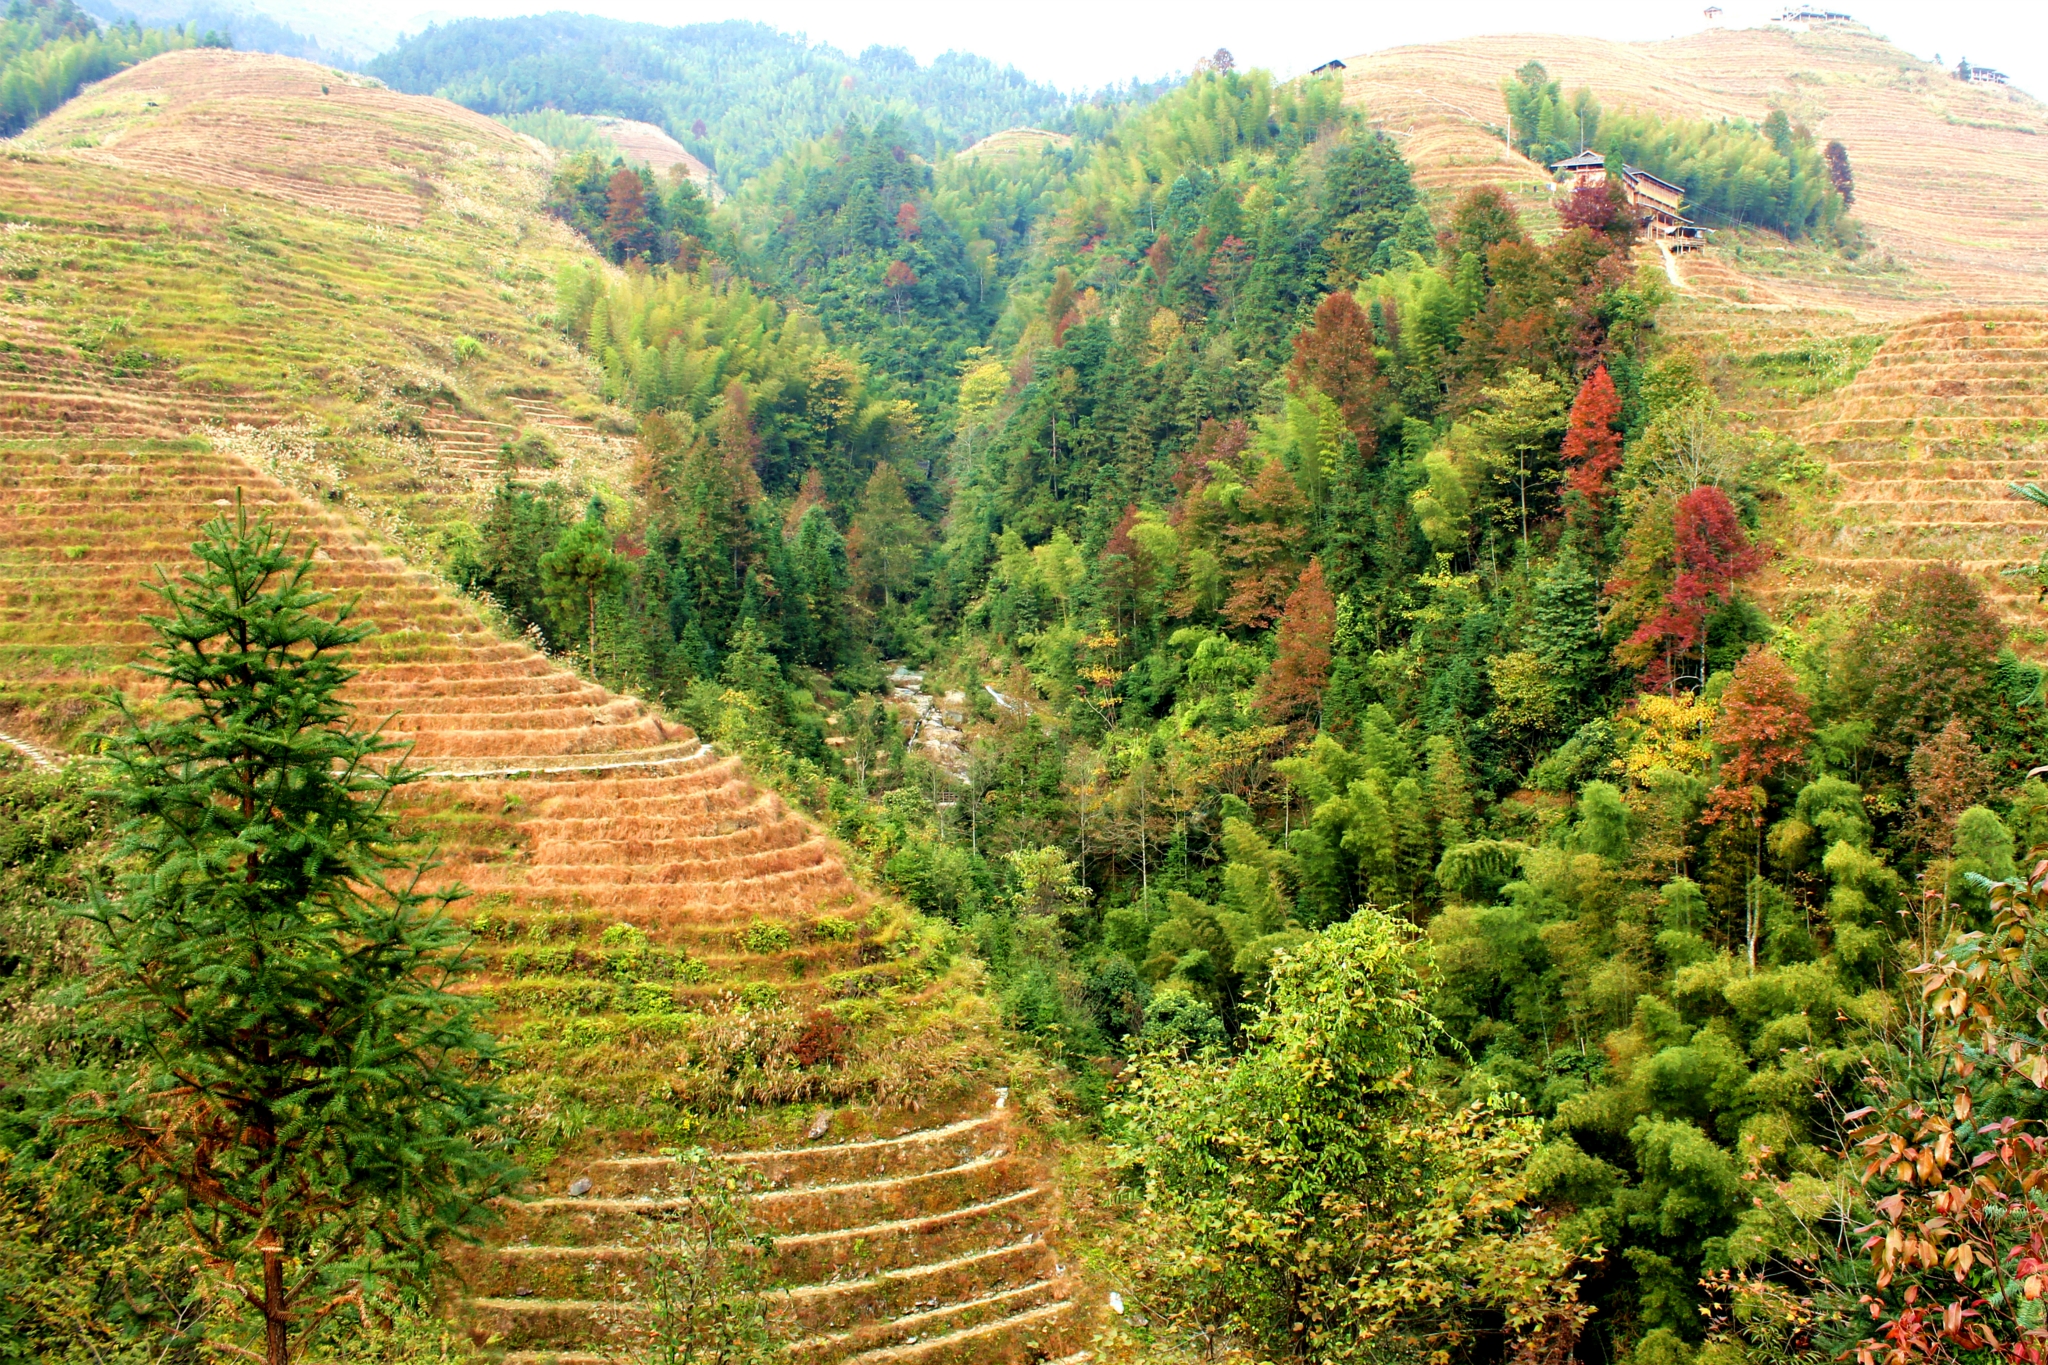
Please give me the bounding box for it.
[1530,543,1605,699]
[542,500,633,667]
[74,495,515,1365]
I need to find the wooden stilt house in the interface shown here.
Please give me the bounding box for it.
[1620,165,1707,250]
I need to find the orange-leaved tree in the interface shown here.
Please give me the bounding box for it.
[1221,460,1310,629]
[604,167,657,261]
[1260,559,1337,732]
[1288,289,1383,456]
[1702,644,1811,966]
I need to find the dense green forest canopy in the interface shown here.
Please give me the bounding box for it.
[454,57,2048,1360]
[0,0,205,135]
[367,15,1122,187]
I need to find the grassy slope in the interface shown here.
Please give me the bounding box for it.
[1,51,1100,1363]
[1339,21,2048,313]
[2,50,639,569]
[1339,21,2048,641]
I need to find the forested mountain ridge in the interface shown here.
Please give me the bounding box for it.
[5,27,2048,1365]
[367,15,1094,188]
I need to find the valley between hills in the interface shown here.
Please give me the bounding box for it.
[6,11,2048,1365]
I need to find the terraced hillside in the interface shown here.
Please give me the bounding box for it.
[582,114,720,195]
[961,127,1072,162]
[1339,22,2048,314]
[1762,308,2048,639]
[1,54,1097,1360]
[0,439,1094,1365]
[0,442,678,758]
[11,48,531,226]
[0,50,637,565]
[458,1102,1081,1365]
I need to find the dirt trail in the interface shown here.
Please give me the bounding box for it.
[1658,241,1687,290]
[0,728,59,769]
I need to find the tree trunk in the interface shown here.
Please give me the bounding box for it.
[1519,453,1529,545]
[588,589,598,669]
[263,1241,288,1365]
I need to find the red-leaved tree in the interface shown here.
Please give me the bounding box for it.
[1711,644,1812,790]
[883,259,918,321]
[1557,179,1635,245]
[1622,485,1765,692]
[1561,364,1623,520]
[1260,559,1337,732]
[896,200,920,239]
[1288,290,1383,456]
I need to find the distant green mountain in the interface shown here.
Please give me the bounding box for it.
[76,0,349,64]
[367,15,1087,188]
[2,0,198,135]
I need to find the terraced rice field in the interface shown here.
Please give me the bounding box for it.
[0,342,290,441]
[0,50,635,560]
[960,127,1073,163]
[11,49,535,226]
[457,1103,1082,1365]
[1672,300,2048,640]
[0,435,1091,1361]
[0,442,676,758]
[582,115,719,196]
[1766,309,2048,631]
[1340,22,2048,316]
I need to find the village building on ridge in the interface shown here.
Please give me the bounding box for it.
[1548,148,1708,251]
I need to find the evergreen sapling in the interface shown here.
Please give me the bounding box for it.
[72,493,517,1365]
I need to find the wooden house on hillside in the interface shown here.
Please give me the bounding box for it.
[1621,164,1707,250]
[1310,58,1347,75]
[1772,5,1854,24]
[1551,149,1607,190]
[1547,150,1707,251]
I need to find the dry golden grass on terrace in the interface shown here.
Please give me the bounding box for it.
[12,49,533,226]
[1340,23,2048,316]
[0,441,685,760]
[960,126,1073,162]
[1754,309,2048,637]
[1,49,636,554]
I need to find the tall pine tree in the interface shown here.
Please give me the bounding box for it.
[74,494,514,1365]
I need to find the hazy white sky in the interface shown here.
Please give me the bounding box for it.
[362,0,2048,96]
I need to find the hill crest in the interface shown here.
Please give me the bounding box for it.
[1340,23,2048,317]
[9,48,542,225]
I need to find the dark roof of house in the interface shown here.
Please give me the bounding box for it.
[1552,150,1606,170]
[1621,164,1687,196]
[1310,58,1347,73]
